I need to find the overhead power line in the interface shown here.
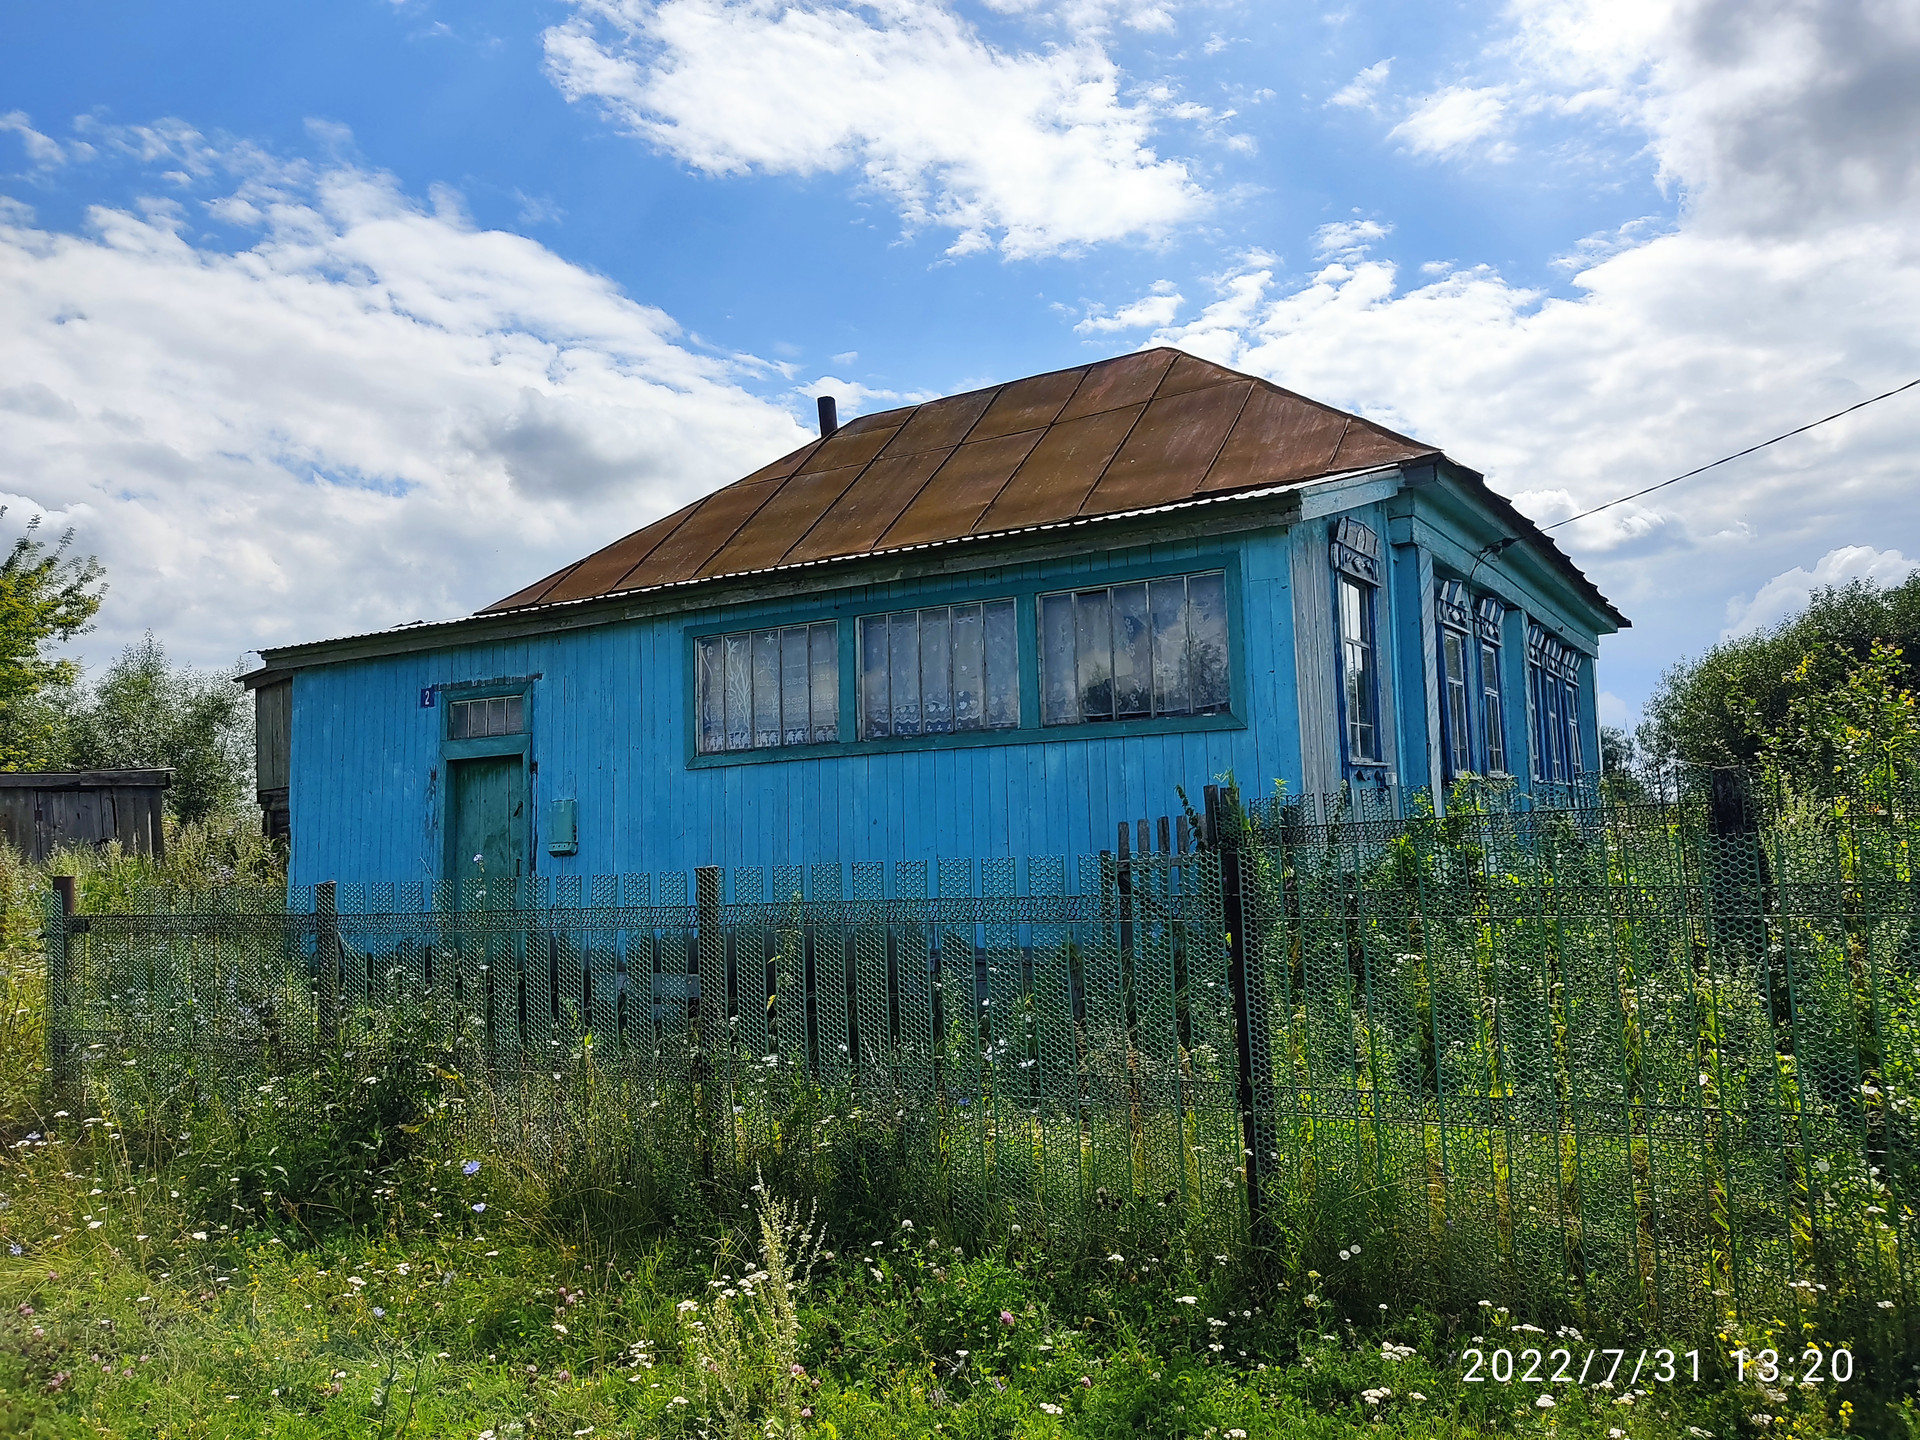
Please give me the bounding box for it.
[1540,375,1920,532]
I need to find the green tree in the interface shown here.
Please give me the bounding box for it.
[1758,639,1920,802]
[61,636,252,823]
[0,515,106,770]
[1639,571,1920,771]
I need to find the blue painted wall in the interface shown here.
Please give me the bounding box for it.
[290,527,1302,887]
[284,498,1610,888]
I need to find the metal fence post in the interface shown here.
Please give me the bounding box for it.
[694,866,724,1188]
[47,875,76,1099]
[315,881,340,1045]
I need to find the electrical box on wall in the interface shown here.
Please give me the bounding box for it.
[546,797,577,856]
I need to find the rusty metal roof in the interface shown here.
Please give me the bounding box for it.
[484,348,1573,615]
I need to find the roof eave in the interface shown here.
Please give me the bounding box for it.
[252,463,1414,676]
[1428,457,1629,631]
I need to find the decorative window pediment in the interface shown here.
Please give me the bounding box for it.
[1475,595,1505,645]
[1331,517,1381,585]
[1526,623,1582,682]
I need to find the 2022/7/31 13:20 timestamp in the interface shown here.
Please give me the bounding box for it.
[1457,1347,1858,1386]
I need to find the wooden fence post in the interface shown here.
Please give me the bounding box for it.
[315,881,340,1045]
[47,875,76,1098]
[1212,786,1275,1257]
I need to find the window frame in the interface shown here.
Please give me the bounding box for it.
[693,620,842,756]
[1440,627,1474,780]
[857,598,1022,741]
[684,555,1246,768]
[1435,580,1475,782]
[1035,569,1233,730]
[1475,597,1507,777]
[1337,572,1383,766]
[1525,623,1586,784]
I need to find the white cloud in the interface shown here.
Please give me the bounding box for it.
[1076,279,1183,333]
[1312,218,1390,259]
[798,374,930,414]
[1389,84,1510,158]
[1,111,69,169]
[0,131,809,668]
[1329,58,1392,111]
[542,0,1206,257]
[1147,0,1920,712]
[977,0,1187,34]
[1722,545,1920,639]
[514,191,566,225]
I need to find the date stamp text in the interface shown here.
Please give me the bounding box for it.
[1454,1346,1858,1387]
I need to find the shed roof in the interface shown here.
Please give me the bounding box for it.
[484,348,1448,614]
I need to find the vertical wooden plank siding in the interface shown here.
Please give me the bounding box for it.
[1367,508,1401,787]
[1288,524,1339,797]
[1502,605,1534,785]
[284,507,1604,886]
[1577,649,1602,778]
[255,681,292,790]
[1391,542,1443,797]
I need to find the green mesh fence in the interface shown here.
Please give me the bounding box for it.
[42,775,1919,1357]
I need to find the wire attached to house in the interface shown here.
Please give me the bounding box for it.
[1540,375,1920,532]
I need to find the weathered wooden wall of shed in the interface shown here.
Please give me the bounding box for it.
[255,680,292,792]
[0,782,167,863]
[286,528,1307,887]
[254,678,292,839]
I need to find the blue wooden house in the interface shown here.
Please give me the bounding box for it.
[246,348,1625,889]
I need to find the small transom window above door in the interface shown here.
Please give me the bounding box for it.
[858,600,1019,739]
[1039,570,1229,726]
[448,693,524,739]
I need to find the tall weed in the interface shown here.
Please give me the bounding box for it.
[678,1176,826,1439]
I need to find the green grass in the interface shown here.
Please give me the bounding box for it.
[0,1131,1900,1439]
[0,818,1910,1437]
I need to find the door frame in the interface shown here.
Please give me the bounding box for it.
[436,679,535,886]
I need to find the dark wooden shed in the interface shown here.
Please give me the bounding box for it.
[251,672,291,842]
[0,769,171,862]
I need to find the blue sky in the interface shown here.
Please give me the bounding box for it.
[4,0,1919,726]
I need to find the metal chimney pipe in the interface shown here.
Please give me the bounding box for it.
[817,395,839,438]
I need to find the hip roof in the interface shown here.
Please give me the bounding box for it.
[484,347,1443,613]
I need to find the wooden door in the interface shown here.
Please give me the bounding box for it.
[450,755,528,902]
